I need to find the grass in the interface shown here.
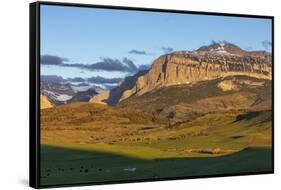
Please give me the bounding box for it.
[41,110,272,154]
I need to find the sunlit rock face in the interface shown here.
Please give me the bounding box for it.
[40,95,53,109]
[110,43,272,104]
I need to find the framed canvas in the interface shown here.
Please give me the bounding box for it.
[29,1,274,188]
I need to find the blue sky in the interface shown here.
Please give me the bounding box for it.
[40,4,272,80]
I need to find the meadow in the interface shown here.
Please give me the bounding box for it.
[40,102,272,186]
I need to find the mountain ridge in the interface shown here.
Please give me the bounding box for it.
[91,42,272,105]
[196,42,271,57]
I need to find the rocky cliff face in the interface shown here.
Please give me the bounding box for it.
[98,43,272,105]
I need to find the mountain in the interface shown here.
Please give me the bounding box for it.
[96,42,272,105]
[41,81,102,105]
[68,88,98,103]
[40,82,75,104]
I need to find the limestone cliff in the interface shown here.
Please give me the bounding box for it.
[105,43,272,105]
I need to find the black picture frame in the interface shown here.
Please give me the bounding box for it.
[30,1,274,188]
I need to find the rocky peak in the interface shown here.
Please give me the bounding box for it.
[197,42,244,54]
[197,42,271,58]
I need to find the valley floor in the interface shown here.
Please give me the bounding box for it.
[40,106,272,186]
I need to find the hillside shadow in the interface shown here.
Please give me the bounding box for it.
[233,111,261,123]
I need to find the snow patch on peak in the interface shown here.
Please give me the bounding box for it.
[56,94,72,102]
[209,45,227,54]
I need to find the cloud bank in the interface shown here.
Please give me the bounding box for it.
[41,55,143,73]
[41,75,123,85]
[41,55,69,65]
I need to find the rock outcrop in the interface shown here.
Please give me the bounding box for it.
[217,80,238,91]
[89,91,110,104]
[40,95,53,109]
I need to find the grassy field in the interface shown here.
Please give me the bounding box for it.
[41,108,272,155]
